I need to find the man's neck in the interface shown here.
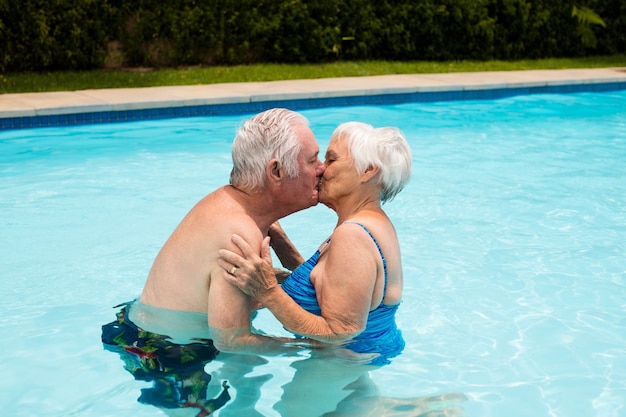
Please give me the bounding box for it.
[226,185,282,234]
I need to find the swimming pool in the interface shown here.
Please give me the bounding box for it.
[1,89,625,416]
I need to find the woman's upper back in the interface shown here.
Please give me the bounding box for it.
[325,210,403,306]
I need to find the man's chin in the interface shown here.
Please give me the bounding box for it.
[310,190,321,206]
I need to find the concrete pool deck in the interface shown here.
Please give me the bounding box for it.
[1,67,626,129]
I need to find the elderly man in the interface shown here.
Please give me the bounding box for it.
[133,108,325,353]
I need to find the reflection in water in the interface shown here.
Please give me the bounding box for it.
[276,353,467,417]
[102,302,466,416]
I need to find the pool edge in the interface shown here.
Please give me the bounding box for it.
[2,69,626,130]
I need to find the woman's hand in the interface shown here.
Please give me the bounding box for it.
[218,234,279,301]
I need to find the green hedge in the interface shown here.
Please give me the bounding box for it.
[0,0,117,72]
[1,0,624,73]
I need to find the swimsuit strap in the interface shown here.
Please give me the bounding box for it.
[343,222,388,294]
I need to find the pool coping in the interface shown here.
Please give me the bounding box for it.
[2,67,626,130]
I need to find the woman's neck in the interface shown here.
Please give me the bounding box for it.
[335,198,381,225]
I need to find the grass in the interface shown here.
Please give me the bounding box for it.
[2,55,626,94]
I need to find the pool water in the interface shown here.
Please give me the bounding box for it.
[1,90,625,416]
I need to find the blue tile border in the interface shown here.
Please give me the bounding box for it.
[1,81,625,131]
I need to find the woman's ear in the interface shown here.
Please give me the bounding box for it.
[361,164,380,182]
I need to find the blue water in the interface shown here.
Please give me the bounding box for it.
[1,90,625,416]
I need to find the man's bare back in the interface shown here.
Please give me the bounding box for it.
[141,186,262,314]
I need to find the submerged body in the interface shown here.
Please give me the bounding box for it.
[101,301,230,414]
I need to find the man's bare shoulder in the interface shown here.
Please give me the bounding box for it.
[196,186,264,248]
[197,186,239,209]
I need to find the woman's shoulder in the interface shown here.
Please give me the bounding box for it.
[339,211,395,240]
[336,215,401,262]
[332,219,386,252]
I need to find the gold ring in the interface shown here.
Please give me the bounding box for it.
[230,266,237,275]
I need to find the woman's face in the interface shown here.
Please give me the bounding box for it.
[319,134,360,208]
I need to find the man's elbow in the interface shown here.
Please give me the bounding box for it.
[213,338,238,353]
[209,327,247,353]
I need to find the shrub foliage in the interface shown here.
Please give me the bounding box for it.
[1,0,624,73]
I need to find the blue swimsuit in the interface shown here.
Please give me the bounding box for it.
[281,222,405,365]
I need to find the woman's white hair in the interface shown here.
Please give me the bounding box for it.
[230,108,309,192]
[332,121,412,203]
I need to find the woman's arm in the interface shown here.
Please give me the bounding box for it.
[218,229,377,344]
[207,229,318,355]
[207,254,304,355]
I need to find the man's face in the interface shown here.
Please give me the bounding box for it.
[282,124,325,210]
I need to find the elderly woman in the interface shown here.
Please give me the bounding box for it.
[219,121,412,365]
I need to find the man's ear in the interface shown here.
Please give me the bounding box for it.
[361,165,380,182]
[267,159,281,183]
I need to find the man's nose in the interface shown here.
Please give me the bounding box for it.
[317,160,325,174]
